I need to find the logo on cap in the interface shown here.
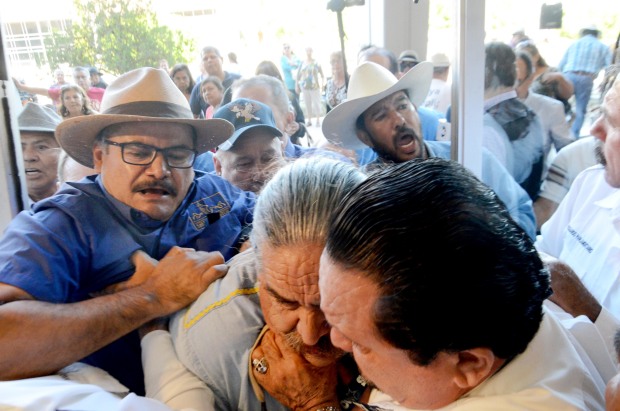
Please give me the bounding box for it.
[230,101,261,123]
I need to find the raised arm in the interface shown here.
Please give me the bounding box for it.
[0,247,226,380]
[12,77,52,98]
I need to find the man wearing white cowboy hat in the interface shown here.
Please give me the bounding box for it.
[322,61,537,239]
[0,67,255,395]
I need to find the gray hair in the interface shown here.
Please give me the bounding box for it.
[231,75,291,118]
[250,157,365,256]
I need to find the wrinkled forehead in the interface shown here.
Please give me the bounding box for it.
[258,243,322,303]
[20,130,58,142]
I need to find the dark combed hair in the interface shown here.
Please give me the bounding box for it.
[325,158,551,365]
[485,42,517,89]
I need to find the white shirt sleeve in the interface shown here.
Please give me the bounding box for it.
[142,330,216,411]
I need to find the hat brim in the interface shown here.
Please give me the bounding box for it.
[56,114,234,168]
[219,124,283,151]
[322,61,433,150]
[20,127,56,134]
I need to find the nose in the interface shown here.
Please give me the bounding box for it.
[297,307,330,346]
[145,152,171,179]
[330,327,353,353]
[22,145,38,162]
[389,109,406,129]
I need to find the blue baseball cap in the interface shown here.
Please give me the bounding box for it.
[213,98,282,151]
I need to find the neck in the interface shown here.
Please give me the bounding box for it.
[30,186,57,203]
[209,70,225,80]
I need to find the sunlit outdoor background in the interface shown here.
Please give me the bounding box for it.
[3,0,619,96]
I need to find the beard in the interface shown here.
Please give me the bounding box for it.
[595,140,606,166]
[367,125,424,164]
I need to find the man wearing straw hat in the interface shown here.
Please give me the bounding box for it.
[0,67,255,394]
[17,102,63,205]
[321,61,537,239]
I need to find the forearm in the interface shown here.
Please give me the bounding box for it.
[0,286,164,380]
[142,330,215,411]
[554,76,574,100]
[533,196,559,231]
[14,83,50,97]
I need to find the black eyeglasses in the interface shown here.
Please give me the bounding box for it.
[104,140,196,169]
[400,61,419,71]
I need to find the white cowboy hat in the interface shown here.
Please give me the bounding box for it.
[56,67,234,168]
[322,61,432,150]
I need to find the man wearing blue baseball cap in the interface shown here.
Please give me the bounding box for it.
[213,98,286,193]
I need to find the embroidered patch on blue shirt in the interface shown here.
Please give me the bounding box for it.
[190,192,232,230]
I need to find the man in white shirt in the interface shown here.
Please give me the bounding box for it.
[535,73,620,357]
[421,52,452,116]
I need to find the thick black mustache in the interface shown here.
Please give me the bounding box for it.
[397,125,417,137]
[132,181,177,196]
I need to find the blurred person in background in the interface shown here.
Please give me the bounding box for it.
[255,60,308,145]
[59,84,97,119]
[324,50,349,112]
[280,43,301,98]
[89,67,108,89]
[169,63,196,103]
[200,76,225,119]
[559,25,612,137]
[296,46,325,127]
[516,41,575,118]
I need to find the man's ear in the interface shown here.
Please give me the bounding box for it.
[212,155,223,176]
[452,348,499,390]
[92,145,104,172]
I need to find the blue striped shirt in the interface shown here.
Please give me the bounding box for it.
[558,34,612,75]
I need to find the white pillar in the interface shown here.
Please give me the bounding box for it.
[367,0,429,59]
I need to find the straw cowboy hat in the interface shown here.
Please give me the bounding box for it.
[56,67,234,168]
[322,61,432,150]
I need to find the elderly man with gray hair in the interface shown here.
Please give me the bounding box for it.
[139,157,368,410]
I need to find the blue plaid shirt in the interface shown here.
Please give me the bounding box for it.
[558,34,612,75]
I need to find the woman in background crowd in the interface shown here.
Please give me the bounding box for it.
[296,46,324,127]
[324,50,349,112]
[200,76,224,119]
[59,84,96,119]
[516,41,574,116]
[169,63,195,103]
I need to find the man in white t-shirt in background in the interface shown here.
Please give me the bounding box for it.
[421,53,452,116]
